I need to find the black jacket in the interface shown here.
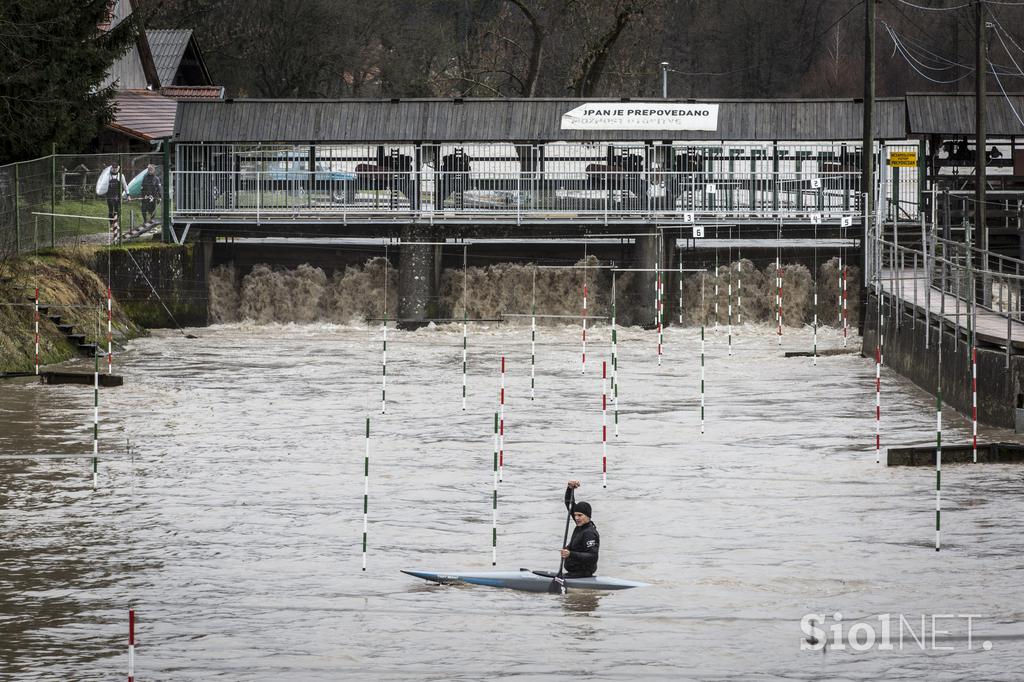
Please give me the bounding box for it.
[563,488,599,577]
[141,172,162,198]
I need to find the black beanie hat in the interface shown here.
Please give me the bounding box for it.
[573,501,592,518]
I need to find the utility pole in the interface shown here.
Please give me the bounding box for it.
[661,62,669,99]
[975,0,987,254]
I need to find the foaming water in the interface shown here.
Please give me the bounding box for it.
[209,257,862,327]
[1,321,1021,679]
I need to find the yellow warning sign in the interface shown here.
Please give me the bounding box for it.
[888,151,918,167]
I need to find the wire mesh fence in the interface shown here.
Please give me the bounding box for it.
[0,152,166,260]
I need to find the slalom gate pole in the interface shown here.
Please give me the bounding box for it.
[492,411,498,565]
[727,261,733,357]
[678,243,683,325]
[842,264,849,348]
[936,328,943,552]
[972,345,977,463]
[499,354,505,482]
[462,246,468,410]
[612,273,619,437]
[875,344,881,465]
[581,251,588,375]
[700,273,706,434]
[107,286,113,374]
[531,267,536,400]
[657,263,663,367]
[362,416,369,571]
[714,250,719,331]
[34,287,39,375]
[582,280,587,375]
[93,343,99,489]
[128,609,135,682]
[382,245,388,413]
[813,222,818,366]
[602,360,608,488]
[776,256,783,346]
[381,320,387,414]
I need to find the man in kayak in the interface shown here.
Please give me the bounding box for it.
[560,480,599,578]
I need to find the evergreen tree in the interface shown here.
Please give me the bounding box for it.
[0,0,135,163]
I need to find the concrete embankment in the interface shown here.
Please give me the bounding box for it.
[863,292,1024,431]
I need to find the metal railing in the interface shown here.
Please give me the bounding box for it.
[172,142,874,223]
[867,215,1024,366]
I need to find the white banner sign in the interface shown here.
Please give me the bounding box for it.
[561,103,720,131]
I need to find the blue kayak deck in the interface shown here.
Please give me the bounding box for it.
[402,568,648,593]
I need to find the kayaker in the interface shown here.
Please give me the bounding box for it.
[560,480,599,578]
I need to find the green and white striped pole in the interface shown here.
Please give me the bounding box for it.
[362,416,369,571]
[936,312,943,551]
[727,262,733,357]
[381,318,387,414]
[936,373,942,551]
[462,245,468,410]
[92,344,99,489]
[678,252,683,325]
[382,247,389,414]
[492,411,498,565]
[714,250,719,332]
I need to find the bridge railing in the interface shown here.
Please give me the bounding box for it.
[172,142,870,223]
[868,215,1024,362]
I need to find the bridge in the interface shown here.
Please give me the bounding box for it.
[165,95,1022,326]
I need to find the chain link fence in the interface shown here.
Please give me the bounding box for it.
[0,152,167,263]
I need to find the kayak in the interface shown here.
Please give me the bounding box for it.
[402,568,648,593]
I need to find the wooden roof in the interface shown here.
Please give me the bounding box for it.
[174,98,908,143]
[906,93,1024,136]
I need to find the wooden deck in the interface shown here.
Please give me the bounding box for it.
[880,267,1024,350]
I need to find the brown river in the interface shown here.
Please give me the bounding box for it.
[2,322,1023,680]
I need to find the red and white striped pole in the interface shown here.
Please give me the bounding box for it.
[34,287,39,375]
[776,258,783,346]
[972,345,978,463]
[602,360,608,488]
[657,267,663,366]
[499,354,505,482]
[128,608,135,682]
[581,282,587,375]
[107,286,113,374]
[875,344,881,465]
[842,264,849,348]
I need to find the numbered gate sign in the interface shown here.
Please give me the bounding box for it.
[693,225,705,238]
[810,178,822,189]
[705,184,716,195]
[683,212,695,223]
[841,216,853,228]
[809,213,822,225]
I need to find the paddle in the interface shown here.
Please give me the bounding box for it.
[548,488,575,594]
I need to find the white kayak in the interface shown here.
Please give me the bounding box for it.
[402,568,648,593]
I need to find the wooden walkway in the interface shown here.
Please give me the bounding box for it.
[880,267,1024,350]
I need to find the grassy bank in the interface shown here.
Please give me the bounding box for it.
[0,251,146,373]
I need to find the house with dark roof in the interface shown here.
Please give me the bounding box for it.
[95,0,223,153]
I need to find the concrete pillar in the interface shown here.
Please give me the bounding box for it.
[398,224,436,328]
[625,233,659,328]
